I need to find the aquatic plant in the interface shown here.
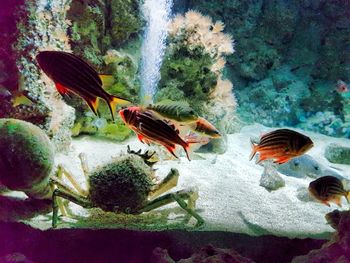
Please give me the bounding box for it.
[158,10,237,133]
[15,0,76,151]
[0,119,54,199]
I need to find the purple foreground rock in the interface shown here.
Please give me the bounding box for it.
[152,245,256,263]
[292,209,350,262]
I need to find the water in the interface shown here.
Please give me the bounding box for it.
[1,1,350,262]
[139,0,173,103]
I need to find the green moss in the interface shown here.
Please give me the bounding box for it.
[110,0,143,46]
[0,119,54,198]
[157,45,217,114]
[97,121,132,141]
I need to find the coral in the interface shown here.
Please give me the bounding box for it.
[0,119,54,199]
[14,0,76,152]
[184,1,350,136]
[158,10,237,134]
[88,154,154,212]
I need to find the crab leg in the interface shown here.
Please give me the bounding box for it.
[52,187,92,228]
[78,153,90,192]
[139,189,204,226]
[149,168,180,199]
[58,164,88,196]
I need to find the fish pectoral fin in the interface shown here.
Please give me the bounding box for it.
[108,95,132,121]
[137,134,145,144]
[55,82,71,97]
[165,145,178,159]
[85,97,100,116]
[274,156,291,164]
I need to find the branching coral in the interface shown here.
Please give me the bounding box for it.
[158,10,237,133]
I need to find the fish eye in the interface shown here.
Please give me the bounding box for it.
[314,166,319,171]
[294,160,299,167]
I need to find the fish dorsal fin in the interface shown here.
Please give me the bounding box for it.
[99,74,115,88]
[55,82,70,96]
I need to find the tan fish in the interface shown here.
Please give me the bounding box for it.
[146,100,198,123]
[250,129,314,164]
[189,117,221,138]
[36,51,131,120]
[309,176,350,207]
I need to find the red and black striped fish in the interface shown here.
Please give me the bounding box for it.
[309,176,350,207]
[249,129,314,164]
[36,50,130,120]
[119,106,191,160]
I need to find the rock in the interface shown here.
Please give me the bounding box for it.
[0,119,54,199]
[259,163,285,191]
[152,245,256,263]
[296,187,313,202]
[292,210,350,262]
[277,154,344,179]
[325,143,350,165]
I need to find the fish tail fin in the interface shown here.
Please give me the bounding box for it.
[85,97,100,116]
[249,139,258,161]
[108,95,131,121]
[346,191,350,203]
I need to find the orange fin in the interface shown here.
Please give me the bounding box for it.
[274,156,291,164]
[84,97,100,116]
[322,201,331,207]
[334,196,342,207]
[137,134,145,144]
[165,145,178,159]
[183,144,191,161]
[108,95,131,121]
[249,139,258,161]
[55,82,70,96]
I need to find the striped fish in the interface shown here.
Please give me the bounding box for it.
[249,129,313,164]
[309,176,350,207]
[36,51,131,120]
[146,100,198,123]
[119,106,191,160]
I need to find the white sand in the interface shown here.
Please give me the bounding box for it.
[25,124,350,238]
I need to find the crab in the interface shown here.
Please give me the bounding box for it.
[50,147,204,228]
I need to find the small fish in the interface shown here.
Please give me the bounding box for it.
[190,117,221,138]
[119,106,191,160]
[250,129,314,164]
[336,80,348,93]
[147,100,198,123]
[36,51,131,120]
[309,176,350,207]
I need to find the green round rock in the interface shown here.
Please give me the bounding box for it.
[0,119,54,198]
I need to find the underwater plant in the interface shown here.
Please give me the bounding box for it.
[0,119,54,199]
[51,151,204,228]
[157,10,237,133]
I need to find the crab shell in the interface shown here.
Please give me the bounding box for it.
[88,155,155,213]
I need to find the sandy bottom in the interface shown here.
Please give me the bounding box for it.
[23,124,350,239]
